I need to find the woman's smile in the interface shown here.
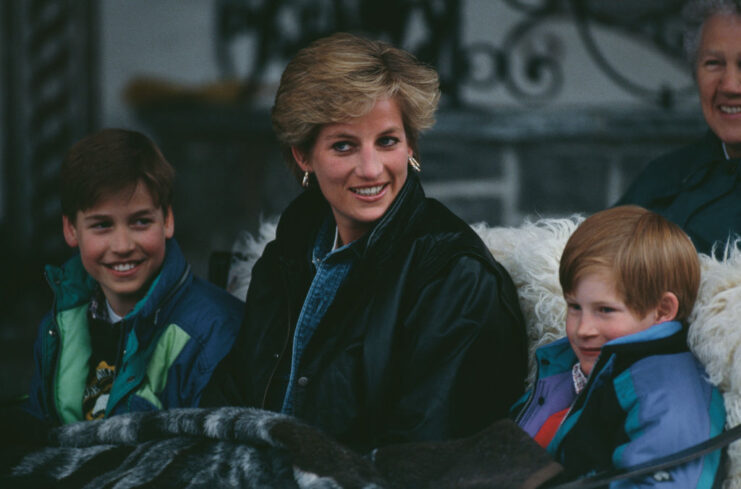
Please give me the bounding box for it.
[350,183,388,198]
[292,97,411,245]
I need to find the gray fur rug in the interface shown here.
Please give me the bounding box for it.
[2,407,560,489]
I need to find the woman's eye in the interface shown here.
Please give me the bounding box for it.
[703,58,722,68]
[378,136,399,147]
[332,141,352,152]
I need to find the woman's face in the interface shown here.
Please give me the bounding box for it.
[696,13,741,157]
[292,97,411,245]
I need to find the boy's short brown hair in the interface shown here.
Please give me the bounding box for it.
[60,129,175,220]
[559,205,700,322]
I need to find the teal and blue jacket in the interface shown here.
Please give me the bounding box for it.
[515,321,726,488]
[25,239,243,425]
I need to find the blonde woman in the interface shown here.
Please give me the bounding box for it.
[203,33,527,452]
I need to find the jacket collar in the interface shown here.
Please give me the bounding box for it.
[535,338,577,379]
[363,171,425,261]
[649,131,726,201]
[536,321,686,377]
[706,130,728,161]
[275,171,426,264]
[680,131,727,187]
[46,239,191,323]
[128,239,191,321]
[605,320,682,347]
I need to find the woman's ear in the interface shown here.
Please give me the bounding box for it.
[655,291,679,323]
[291,146,311,172]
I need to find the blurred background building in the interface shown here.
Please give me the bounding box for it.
[0,0,706,402]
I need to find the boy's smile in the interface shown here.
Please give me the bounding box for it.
[62,182,174,317]
[564,271,658,376]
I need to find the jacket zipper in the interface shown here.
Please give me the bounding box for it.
[108,264,191,415]
[514,359,541,425]
[43,270,63,426]
[261,264,294,409]
[549,357,610,450]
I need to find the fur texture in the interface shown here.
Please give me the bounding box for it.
[7,216,738,487]
[371,418,562,489]
[7,407,384,489]
[4,407,559,489]
[472,217,582,386]
[227,219,278,300]
[687,240,741,489]
[229,217,741,486]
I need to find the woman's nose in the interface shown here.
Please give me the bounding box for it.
[356,148,383,179]
[719,64,741,94]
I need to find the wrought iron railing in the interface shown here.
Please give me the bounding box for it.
[215,0,694,108]
[2,0,98,257]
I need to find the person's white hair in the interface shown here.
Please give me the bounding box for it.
[683,0,741,67]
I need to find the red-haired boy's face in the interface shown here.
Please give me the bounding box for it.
[564,271,657,376]
[62,182,174,317]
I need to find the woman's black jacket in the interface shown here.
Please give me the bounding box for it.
[202,172,528,452]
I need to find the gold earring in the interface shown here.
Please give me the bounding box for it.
[302,171,310,188]
[409,156,421,172]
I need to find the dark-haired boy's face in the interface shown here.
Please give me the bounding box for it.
[62,182,174,317]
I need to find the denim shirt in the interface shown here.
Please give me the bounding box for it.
[281,217,358,414]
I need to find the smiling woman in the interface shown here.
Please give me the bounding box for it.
[291,97,409,245]
[202,33,529,452]
[696,12,741,155]
[617,0,741,254]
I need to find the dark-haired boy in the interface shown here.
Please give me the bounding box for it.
[24,128,243,425]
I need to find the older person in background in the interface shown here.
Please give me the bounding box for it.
[202,32,528,452]
[617,0,741,255]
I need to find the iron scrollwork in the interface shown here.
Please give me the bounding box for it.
[215,0,695,108]
[215,0,466,103]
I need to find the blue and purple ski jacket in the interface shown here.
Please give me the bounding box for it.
[514,321,726,488]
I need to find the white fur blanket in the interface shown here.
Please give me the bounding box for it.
[228,217,741,487]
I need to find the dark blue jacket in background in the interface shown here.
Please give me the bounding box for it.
[617,132,741,255]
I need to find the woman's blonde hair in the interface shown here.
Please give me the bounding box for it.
[271,32,440,180]
[559,205,700,322]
